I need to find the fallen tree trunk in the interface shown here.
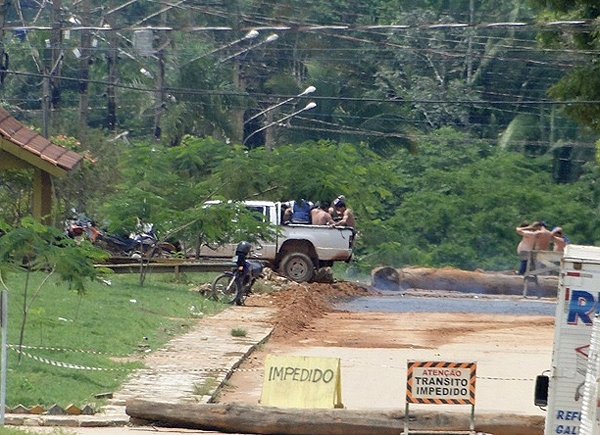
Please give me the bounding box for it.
[372,266,557,298]
[126,400,543,435]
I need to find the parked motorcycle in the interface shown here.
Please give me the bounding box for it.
[98,222,177,258]
[65,210,176,258]
[211,241,264,305]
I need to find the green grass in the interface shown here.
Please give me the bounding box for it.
[0,270,226,410]
[230,328,247,337]
[193,377,218,397]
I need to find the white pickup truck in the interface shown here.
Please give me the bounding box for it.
[199,200,355,282]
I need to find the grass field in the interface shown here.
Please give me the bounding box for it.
[0,269,225,410]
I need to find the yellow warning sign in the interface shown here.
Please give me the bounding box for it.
[260,354,343,408]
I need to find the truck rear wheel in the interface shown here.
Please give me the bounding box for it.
[280,252,315,282]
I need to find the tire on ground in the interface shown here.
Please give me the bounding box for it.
[279,252,315,283]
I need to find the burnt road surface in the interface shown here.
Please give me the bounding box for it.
[335,289,557,316]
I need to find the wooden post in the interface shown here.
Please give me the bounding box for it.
[32,169,52,224]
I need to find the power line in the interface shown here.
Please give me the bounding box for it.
[2,19,598,33]
[2,4,596,145]
[8,67,600,106]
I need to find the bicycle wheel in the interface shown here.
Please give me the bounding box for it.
[211,272,241,304]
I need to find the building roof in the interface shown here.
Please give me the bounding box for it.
[0,107,83,177]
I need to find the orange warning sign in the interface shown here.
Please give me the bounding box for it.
[406,361,476,405]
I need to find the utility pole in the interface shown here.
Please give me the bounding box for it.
[228,0,244,144]
[153,12,167,140]
[0,0,9,92]
[78,0,91,133]
[42,0,63,136]
[42,70,51,137]
[231,58,244,144]
[153,51,165,139]
[42,56,63,138]
[466,0,474,85]
[106,0,118,133]
[264,109,274,149]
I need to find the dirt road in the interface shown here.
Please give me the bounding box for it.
[217,292,554,416]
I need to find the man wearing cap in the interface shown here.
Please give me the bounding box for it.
[329,195,345,221]
[332,199,355,228]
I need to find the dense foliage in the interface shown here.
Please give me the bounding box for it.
[529,0,600,134]
[54,132,597,275]
[0,0,599,274]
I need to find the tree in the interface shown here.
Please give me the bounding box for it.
[0,217,108,363]
[527,0,600,131]
[374,128,598,272]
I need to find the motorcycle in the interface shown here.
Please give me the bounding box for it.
[65,210,176,258]
[211,241,264,305]
[97,222,177,259]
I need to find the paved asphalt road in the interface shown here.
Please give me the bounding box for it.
[337,292,557,316]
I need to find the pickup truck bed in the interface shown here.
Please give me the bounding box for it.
[199,200,354,282]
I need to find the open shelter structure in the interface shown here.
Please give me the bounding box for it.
[0,107,83,223]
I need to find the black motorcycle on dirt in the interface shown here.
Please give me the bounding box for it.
[211,241,264,305]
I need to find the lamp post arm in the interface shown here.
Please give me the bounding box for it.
[244,85,316,126]
[180,30,259,67]
[219,34,279,63]
[243,102,316,146]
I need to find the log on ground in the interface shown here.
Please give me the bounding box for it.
[126,400,543,435]
[372,266,557,298]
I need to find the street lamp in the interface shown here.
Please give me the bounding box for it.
[244,85,316,126]
[243,102,317,146]
[219,33,279,63]
[180,29,259,67]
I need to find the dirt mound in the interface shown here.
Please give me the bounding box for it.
[246,280,370,342]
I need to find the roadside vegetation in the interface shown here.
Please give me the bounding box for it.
[1,271,223,409]
[35,134,600,274]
